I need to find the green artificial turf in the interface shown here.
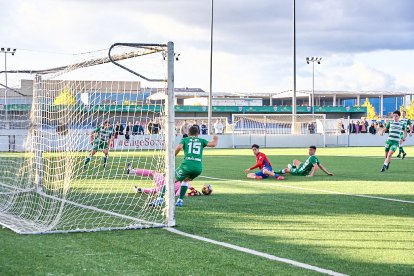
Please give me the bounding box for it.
[0,147,413,275]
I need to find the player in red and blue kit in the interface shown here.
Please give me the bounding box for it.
[244,144,284,180]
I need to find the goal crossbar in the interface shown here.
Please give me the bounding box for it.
[0,44,166,76]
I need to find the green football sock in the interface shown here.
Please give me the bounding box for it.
[103,155,108,165]
[399,147,405,154]
[84,156,91,165]
[179,183,189,200]
[159,185,166,198]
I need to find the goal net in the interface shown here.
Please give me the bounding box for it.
[0,42,176,234]
[231,114,326,147]
[232,114,326,134]
[175,117,229,135]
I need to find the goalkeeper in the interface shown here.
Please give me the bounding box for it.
[84,120,114,168]
[265,146,333,177]
[127,163,200,196]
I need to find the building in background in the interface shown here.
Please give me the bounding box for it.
[2,79,413,130]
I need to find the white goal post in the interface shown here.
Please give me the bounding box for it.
[231,114,327,148]
[0,42,176,234]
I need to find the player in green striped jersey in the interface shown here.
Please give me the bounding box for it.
[84,120,114,169]
[381,110,407,172]
[396,110,412,159]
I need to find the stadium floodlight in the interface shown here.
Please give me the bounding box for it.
[208,0,214,135]
[306,57,322,114]
[292,0,296,117]
[1,47,17,128]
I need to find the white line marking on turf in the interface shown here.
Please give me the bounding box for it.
[325,155,414,160]
[36,191,163,227]
[166,227,348,276]
[200,176,414,204]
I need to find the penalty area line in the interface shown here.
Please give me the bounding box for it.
[165,227,347,276]
[200,176,414,205]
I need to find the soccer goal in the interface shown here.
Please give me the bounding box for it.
[175,116,229,135]
[231,114,326,148]
[0,42,176,234]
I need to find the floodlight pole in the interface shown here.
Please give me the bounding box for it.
[312,60,314,112]
[292,0,296,117]
[291,0,297,135]
[4,52,6,125]
[208,0,214,135]
[1,47,16,128]
[306,57,322,114]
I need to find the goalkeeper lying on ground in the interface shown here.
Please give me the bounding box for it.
[127,163,202,196]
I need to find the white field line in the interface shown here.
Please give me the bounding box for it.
[0,182,161,226]
[311,155,413,160]
[205,155,414,160]
[166,227,348,276]
[0,182,35,195]
[200,176,414,204]
[37,191,163,227]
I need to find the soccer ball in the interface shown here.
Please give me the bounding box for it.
[202,185,213,195]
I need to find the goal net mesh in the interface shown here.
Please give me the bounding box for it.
[0,43,174,234]
[232,114,326,135]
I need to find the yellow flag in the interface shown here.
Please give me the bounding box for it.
[53,87,76,105]
[402,100,414,120]
[362,98,378,120]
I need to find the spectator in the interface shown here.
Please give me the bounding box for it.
[119,122,125,136]
[307,122,316,134]
[151,120,161,134]
[193,120,200,134]
[115,122,123,139]
[364,118,369,128]
[337,119,346,134]
[180,120,191,138]
[348,120,355,134]
[132,121,140,135]
[214,119,224,135]
[355,121,360,134]
[369,122,376,135]
[360,121,366,133]
[360,119,368,133]
[377,122,385,136]
[125,122,133,140]
[147,120,153,134]
[200,121,208,135]
[138,122,145,135]
[373,121,378,134]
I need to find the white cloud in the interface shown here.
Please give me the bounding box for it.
[297,54,400,91]
[1,0,414,93]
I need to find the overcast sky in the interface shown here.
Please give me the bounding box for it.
[1,0,414,93]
